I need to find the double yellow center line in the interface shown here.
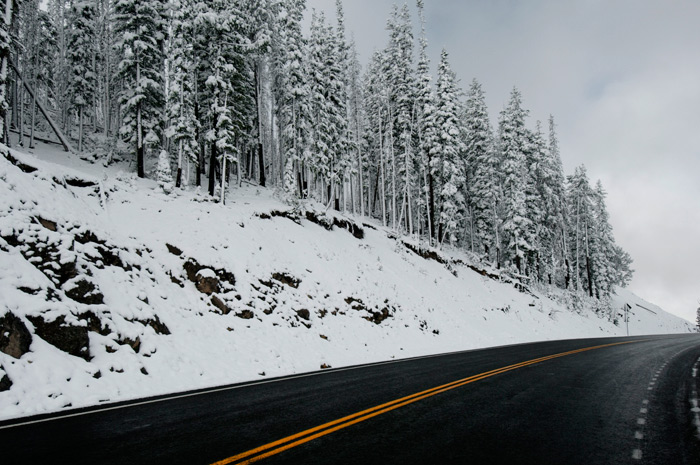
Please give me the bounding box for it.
[212,340,637,465]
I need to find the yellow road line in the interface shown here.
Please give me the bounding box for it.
[212,340,638,465]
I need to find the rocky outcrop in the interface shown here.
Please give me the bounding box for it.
[27,315,90,361]
[0,312,33,358]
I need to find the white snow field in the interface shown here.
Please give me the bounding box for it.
[0,141,693,421]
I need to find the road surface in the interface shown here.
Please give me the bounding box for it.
[2,334,700,464]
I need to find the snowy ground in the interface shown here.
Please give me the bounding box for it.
[0,140,694,421]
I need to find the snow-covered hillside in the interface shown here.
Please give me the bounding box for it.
[0,143,693,421]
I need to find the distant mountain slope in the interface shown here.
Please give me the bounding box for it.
[0,143,693,420]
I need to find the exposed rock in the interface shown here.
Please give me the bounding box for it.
[11,233,79,286]
[0,312,33,358]
[96,245,128,270]
[37,217,57,232]
[183,259,205,282]
[64,177,97,188]
[295,309,310,320]
[3,151,37,173]
[364,308,392,325]
[272,272,301,289]
[217,269,236,288]
[320,363,331,369]
[79,311,111,336]
[74,230,104,245]
[402,241,447,264]
[166,243,183,256]
[17,286,40,295]
[344,296,367,311]
[183,258,235,292]
[118,336,141,353]
[64,278,104,305]
[304,211,333,230]
[147,316,170,335]
[211,295,231,315]
[128,316,171,335]
[0,370,11,391]
[169,274,184,287]
[236,310,254,320]
[27,315,90,361]
[332,217,364,239]
[195,269,219,295]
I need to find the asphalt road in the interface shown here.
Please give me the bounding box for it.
[2,334,700,465]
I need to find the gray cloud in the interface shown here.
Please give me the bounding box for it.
[307,0,700,322]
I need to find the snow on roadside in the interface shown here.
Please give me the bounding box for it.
[0,142,694,421]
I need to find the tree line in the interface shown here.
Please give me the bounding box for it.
[0,0,633,303]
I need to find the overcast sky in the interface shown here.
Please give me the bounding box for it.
[307,0,700,324]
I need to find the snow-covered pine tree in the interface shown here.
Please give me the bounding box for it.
[346,38,365,216]
[200,0,255,198]
[499,87,531,274]
[114,0,167,178]
[307,10,348,207]
[567,164,595,295]
[431,49,465,244]
[465,78,499,260]
[67,0,97,153]
[415,0,437,241]
[156,148,173,193]
[523,123,547,279]
[306,10,331,198]
[242,0,272,187]
[362,49,390,226]
[165,0,198,188]
[610,244,634,287]
[274,0,310,199]
[590,180,616,298]
[546,115,570,287]
[327,3,350,209]
[0,0,18,141]
[384,4,416,232]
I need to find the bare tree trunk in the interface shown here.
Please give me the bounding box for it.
[220,153,227,204]
[208,141,217,196]
[379,110,386,227]
[255,64,265,187]
[389,111,396,230]
[28,89,36,149]
[78,107,83,152]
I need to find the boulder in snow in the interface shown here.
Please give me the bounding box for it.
[0,312,33,359]
[27,314,90,361]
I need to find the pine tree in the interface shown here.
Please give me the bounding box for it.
[156,149,173,193]
[347,38,365,216]
[201,0,256,198]
[0,0,18,140]
[567,165,595,295]
[362,49,389,226]
[114,0,167,178]
[165,0,198,188]
[523,123,547,279]
[415,0,437,241]
[384,4,416,232]
[546,115,570,286]
[68,0,97,152]
[275,0,310,199]
[466,79,499,260]
[499,87,531,273]
[431,49,465,244]
[307,10,347,206]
